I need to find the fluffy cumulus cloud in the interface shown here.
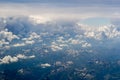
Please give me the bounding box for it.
[0,16,120,55]
[68,38,91,48]
[22,32,40,41]
[0,54,35,64]
[0,29,19,48]
[22,32,41,44]
[50,42,63,51]
[12,32,41,47]
[50,35,92,52]
[0,55,18,64]
[0,29,19,42]
[76,23,120,40]
[41,63,51,68]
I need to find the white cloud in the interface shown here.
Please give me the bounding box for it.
[81,42,91,48]
[0,39,9,47]
[0,55,18,64]
[0,54,35,64]
[21,32,41,45]
[67,37,92,48]
[16,54,28,59]
[50,42,63,51]
[13,43,25,47]
[18,68,24,74]
[29,55,35,58]
[41,63,51,68]
[22,32,40,41]
[29,32,40,39]
[0,29,19,48]
[54,61,73,67]
[17,54,35,59]
[44,49,49,53]
[49,35,92,53]
[25,40,35,45]
[66,61,73,65]
[76,23,120,40]
[0,29,19,42]
[55,61,62,66]
[51,45,62,51]
[12,32,41,47]
[12,41,35,47]
[29,15,52,24]
[66,49,79,56]
[70,39,80,45]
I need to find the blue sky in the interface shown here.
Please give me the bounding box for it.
[0,0,120,26]
[80,18,110,26]
[0,0,118,4]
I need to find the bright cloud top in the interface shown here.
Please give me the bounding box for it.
[0,54,35,64]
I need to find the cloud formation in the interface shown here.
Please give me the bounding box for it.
[76,23,120,40]
[41,63,51,68]
[0,54,35,64]
[0,16,120,56]
[0,29,19,42]
[0,29,19,48]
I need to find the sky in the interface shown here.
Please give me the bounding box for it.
[0,0,120,26]
[0,0,119,5]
